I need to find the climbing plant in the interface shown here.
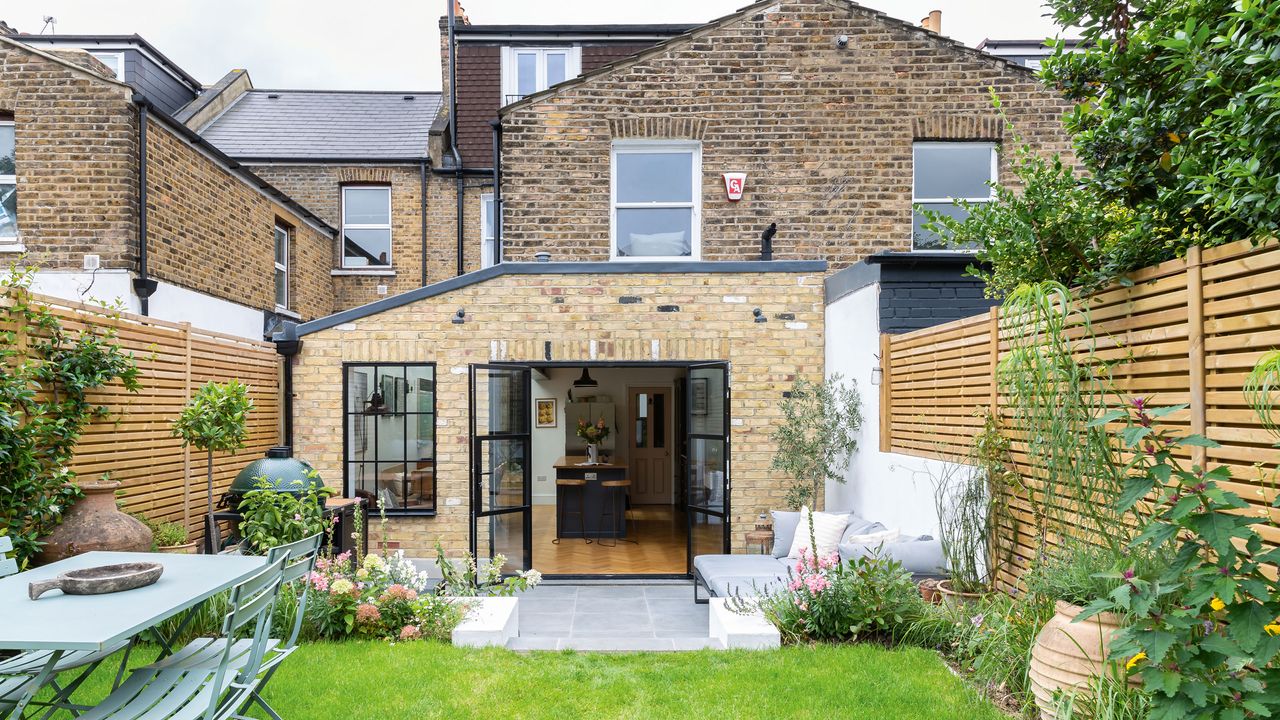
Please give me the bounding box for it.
[0,264,141,568]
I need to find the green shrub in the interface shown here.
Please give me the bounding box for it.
[237,473,333,553]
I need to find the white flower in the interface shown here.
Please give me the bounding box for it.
[521,569,543,587]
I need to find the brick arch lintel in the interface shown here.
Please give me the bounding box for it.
[607,116,709,141]
[911,114,1004,142]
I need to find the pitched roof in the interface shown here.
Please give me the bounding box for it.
[199,89,442,162]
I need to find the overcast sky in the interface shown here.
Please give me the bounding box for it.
[5,1,1068,90]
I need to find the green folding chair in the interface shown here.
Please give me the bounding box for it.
[142,534,322,720]
[75,555,287,720]
[0,535,134,714]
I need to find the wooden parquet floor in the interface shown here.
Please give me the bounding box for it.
[532,504,688,575]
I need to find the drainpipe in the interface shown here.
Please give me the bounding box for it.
[490,118,502,267]
[419,157,429,285]
[132,99,158,314]
[448,1,465,276]
[274,322,302,449]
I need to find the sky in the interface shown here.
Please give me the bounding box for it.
[4,1,1069,90]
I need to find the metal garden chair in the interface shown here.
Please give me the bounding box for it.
[74,555,287,720]
[141,534,322,720]
[0,535,135,715]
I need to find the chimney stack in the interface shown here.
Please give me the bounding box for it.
[0,20,18,36]
[921,10,942,34]
[453,1,471,26]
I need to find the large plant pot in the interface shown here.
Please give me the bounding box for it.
[1028,601,1134,719]
[936,579,984,609]
[157,542,198,555]
[35,481,154,565]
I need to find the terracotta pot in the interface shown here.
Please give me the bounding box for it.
[157,542,198,555]
[35,481,154,565]
[918,579,941,605]
[1028,601,1136,720]
[936,578,984,609]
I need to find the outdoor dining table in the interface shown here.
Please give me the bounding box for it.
[0,551,266,720]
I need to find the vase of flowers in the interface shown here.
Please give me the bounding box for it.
[576,417,610,465]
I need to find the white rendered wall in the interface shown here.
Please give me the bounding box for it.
[30,270,265,340]
[824,283,967,538]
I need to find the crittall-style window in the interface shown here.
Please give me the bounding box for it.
[341,186,392,268]
[0,120,15,245]
[912,142,997,250]
[501,47,581,104]
[480,193,496,269]
[273,222,290,310]
[344,363,436,514]
[611,141,701,260]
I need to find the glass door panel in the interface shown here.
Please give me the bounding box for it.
[470,364,532,573]
[686,363,730,571]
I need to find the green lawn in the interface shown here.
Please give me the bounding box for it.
[52,642,1006,720]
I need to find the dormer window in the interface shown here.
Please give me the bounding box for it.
[501,47,581,105]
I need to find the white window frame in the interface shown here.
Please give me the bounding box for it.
[89,51,125,79]
[610,140,702,262]
[500,46,582,104]
[273,222,290,311]
[480,192,496,269]
[340,185,393,269]
[0,119,16,248]
[911,141,998,252]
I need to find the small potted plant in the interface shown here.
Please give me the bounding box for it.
[932,463,992,606]
[576,416,611,464]
[153,521,195,554]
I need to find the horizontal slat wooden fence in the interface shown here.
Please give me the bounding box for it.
[5,291,281,542]
[881,238,1280,583]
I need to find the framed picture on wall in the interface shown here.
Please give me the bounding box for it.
[692,378,708,416]
[536,398,557,428]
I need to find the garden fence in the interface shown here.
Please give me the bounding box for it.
[4,291,281,543]
[879,238,1278,587]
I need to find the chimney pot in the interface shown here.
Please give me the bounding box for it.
[921,9,942,34]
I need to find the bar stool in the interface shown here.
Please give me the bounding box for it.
[553,478,591,545]
[598,478,638,547]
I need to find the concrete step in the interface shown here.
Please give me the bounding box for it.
[506,636,725,652]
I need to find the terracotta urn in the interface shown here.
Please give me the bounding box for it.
[157,541,198,555]
[1028,601,1137,719]
[35,481,154,565]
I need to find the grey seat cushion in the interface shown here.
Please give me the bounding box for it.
[838,535,945,576]
[694,554,791,597]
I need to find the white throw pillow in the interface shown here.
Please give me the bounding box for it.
[787,508,850,559]
[842,528,900,546]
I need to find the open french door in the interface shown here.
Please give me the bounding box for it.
[469,364,532,573]
[686,362,731,573]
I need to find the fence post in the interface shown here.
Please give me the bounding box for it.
[988,306,1000,415]
[182,322,193,536]
[1186,246,1207,467]
[879,332,892,453]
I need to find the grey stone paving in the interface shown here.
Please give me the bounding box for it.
[510,582,722,651]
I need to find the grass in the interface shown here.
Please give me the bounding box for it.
[48,642,1007,720]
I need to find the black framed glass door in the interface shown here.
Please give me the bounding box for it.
[686,362,730,571]
[469,364,532,573]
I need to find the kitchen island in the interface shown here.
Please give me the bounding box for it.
[553,455,628,540]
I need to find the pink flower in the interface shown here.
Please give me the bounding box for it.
[355,603,381,625]
[788,578,803,592]
[383,584,418,602]
[307,572,329,592]
[293,513,303,522]
[399,625,422,641]
[804,574,830,594]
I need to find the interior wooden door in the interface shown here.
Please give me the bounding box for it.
[627,386,673,504]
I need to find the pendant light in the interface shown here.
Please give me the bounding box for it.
[573,367,598,389]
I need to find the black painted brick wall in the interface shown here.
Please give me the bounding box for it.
[880,279,996,333]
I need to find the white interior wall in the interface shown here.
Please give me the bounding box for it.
[30,270,265,340]
[824,283,960,538]
[529,366,681,504]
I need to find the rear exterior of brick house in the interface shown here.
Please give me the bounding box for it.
[283,0,1075,573]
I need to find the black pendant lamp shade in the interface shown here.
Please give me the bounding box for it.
[573,367,598,388]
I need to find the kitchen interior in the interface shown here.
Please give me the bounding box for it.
[531,364,690,575]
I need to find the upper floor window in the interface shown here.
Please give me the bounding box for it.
[341,186,392,268]
[480,193,496,269]
[611,141,701,261]
[0,120,15,244]
[501,47,581,105]
[89,51,124,79]
[912,142,997,250]
[273,222,290,310]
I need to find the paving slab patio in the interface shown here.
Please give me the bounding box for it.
[510,581,722,651]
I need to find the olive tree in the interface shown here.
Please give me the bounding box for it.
[770,374,863,510]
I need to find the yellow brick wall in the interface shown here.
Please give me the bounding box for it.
[291,269,826,562]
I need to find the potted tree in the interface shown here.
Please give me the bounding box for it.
[770,374,862,511]
[171,380,253,545]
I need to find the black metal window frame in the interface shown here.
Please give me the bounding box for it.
[341,361,438,516]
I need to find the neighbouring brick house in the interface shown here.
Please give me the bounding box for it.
[281,0,1075,581]
[0,34,336,338]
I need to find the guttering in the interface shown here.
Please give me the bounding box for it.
[419,157,429,285]
[132,101,157,314]
[490,118,502,267]
[448,2,465,277]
